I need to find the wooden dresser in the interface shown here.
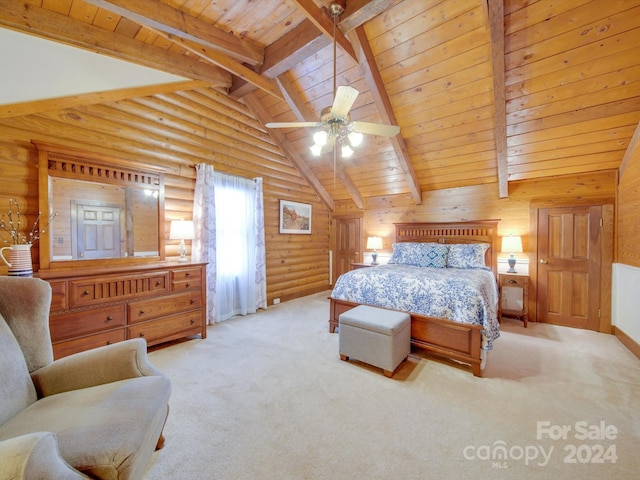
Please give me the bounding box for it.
[38,262,207,359]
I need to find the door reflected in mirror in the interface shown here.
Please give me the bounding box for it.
[50,177,160,261]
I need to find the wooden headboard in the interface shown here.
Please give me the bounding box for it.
[394,220,500,278]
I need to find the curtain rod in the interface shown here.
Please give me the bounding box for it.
[193,163,260,182]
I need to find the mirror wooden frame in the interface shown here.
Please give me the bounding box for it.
[35,142,166,271]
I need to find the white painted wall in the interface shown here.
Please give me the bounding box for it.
[612,263,640,344]
[0,28,187,106]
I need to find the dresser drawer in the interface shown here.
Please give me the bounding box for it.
[128,292,202,324]
[53,329,126,359]
[128,311,203,346]
[69,272,170,307]
[50,304,126,341]
[171,267,202,292]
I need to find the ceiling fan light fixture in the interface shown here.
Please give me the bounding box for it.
[313,130,328,146]
[310,143,323,156]
[341,144,353,158]
[348,131,363,147]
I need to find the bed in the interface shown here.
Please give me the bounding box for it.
[329,221,500,377]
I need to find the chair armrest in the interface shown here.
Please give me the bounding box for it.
[0,432,88,479]
[31,338,166,397]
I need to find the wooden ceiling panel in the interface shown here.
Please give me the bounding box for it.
[4,0,640,209]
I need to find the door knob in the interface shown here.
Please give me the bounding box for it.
[539,259,548,264]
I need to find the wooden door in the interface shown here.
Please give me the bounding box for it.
[333,216,362,284]
[537,206,601,330]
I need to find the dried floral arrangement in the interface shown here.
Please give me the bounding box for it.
[0,199,56,245]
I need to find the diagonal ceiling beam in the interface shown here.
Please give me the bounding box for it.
[243,93,335,211]
[276,73,365,209]
[488,0,509,198]
[292,0,358,63]
[82,0,263,66]
[80,0,284,102]
[0,0,230,87]
[349,26,422,205]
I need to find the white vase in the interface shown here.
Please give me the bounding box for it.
[0,244,33,276]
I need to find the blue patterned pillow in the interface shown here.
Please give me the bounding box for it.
[447,243,489,269]
[388,242,448,268]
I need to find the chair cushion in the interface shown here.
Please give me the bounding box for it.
[0,376,171,480]
[0,312,37,427]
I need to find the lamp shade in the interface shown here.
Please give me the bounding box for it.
[501,235,523,253]
[170,220,194,240]
[366,236,383,250]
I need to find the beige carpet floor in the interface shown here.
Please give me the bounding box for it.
[146,291,640,479]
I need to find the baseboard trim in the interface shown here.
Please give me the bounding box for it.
[613,326,640,360]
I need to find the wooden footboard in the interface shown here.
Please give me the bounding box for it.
[329,297,484,377]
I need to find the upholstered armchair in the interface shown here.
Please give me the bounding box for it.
[0,276,171,479]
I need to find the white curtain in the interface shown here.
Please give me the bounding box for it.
[193,164,266,324]
[192,164,216,325]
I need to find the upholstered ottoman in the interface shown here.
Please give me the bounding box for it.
[339,305,411,377]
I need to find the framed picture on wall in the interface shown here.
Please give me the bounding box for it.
[279,200,312,234]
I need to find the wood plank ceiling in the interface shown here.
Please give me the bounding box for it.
[1,0,639,211]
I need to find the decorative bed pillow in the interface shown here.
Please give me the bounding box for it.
[447,243,489,269]
[388,242,448,268]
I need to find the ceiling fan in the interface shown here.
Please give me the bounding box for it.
[264,3,400,158]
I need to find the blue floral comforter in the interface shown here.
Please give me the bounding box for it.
[331,265,500,349]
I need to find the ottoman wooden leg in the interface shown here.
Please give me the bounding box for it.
[340,354,349,361]
[383,369,394,378]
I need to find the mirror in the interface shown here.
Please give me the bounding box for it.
[36,142,165,270]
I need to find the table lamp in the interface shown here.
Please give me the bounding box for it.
[170,219,195,263]
[501,234,523,273]
[366,236,383,265]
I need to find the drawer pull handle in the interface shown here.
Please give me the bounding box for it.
[190,299,195,304]
[139,333,145,337]
[190,319,195,324]
[106,316,113,321]
[83,290,90,295]
[186,272,191,277]
[186,283,191,288]
[107,341,112,345]
[139,310,145,315]
[508,280,517,284]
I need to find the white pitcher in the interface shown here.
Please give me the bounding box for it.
[0,244,33,276]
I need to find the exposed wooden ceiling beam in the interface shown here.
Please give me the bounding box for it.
[488,0,509,198]
[291,0,358,63]
[153,34,285,102]
[80,0,284,102]
[243,93,335,211]
[340,0,404,33]
[0,0,230,88]
[276,73,365,209]
[261,20,331,79]
[349,26,422,205]
[0,80,209,119]
[82,0,263,66]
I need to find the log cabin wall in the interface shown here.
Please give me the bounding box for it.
[0,87,330,305]
[334,170,617,259]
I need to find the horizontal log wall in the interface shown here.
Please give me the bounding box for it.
[0,87,330,305]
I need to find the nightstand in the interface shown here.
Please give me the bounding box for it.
[351,262,376,270]
[498,273,529,327]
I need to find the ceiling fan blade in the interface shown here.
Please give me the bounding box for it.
[350,121,400,137]
[265,121,319,128]
[331,86,359,118]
